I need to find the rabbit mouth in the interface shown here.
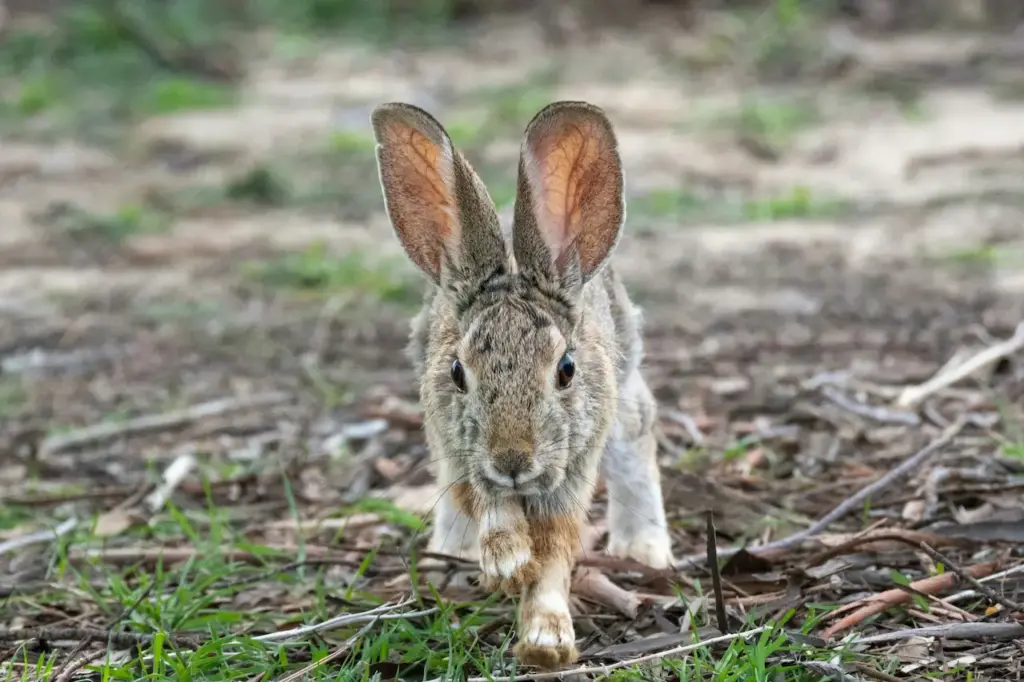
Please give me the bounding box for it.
[476,462,561,498]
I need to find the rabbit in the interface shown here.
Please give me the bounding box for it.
[371,100,674,669]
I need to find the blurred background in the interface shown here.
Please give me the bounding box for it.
[2,0,1024,677]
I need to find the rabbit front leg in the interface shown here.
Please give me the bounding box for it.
[602,373,674,569]
[514,515,580,668]
[427,486,479,560]
[449,483,535,592]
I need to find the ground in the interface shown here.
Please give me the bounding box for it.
[1,2,1024,681]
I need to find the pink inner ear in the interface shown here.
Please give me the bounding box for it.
[520,108,623,279]
[522,139,577,264]
[377,116,462,278]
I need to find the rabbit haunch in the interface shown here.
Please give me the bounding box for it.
[372,100,673,670]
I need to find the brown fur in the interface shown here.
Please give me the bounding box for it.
[372,100,674,670]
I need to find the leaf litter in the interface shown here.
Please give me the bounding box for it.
[2,5,1024,681]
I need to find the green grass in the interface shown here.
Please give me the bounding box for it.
[241,242,422,306]
[0,3,240,139]
[1003,442,1024,460]
[629,184,850,227]
[47,202,173,245]
[2,504,848,681]
[743,185,849,221]
[0,0,478,138]
[0,377,27,417]
[937,244,1024,270]
[711,0,831,81]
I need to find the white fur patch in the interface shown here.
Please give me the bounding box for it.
[535,590,570,614]
[524,610,574,648]
[478,503,530,578]
[478,503,519,536]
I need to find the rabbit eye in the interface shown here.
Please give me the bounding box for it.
[450,358,467,393]
[556,352,575,390]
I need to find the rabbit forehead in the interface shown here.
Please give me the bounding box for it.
[458,300,566,369]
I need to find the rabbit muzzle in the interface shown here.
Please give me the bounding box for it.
[475,447,564,498]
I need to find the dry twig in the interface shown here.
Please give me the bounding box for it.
[706,510,729,635]
[0,517,77,556]
[919,542,1022,613]
[822,560,1001,639]
[853,621,1024,644]
[275,618,380,682]
[680,419,967,566]
[821,386,920,425]
[40,392,290,457]
[946,562,1024,604]
[896,322,1024,408]
[253,600,436,642]
[0,627,200,648]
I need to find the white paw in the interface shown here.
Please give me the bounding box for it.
[479,530,532,581]
[482,543,531,579]
[607,531,674,569]
[522,602,574,649]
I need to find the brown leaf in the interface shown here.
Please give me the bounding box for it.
[93,509,142,537]
[571,567,640,618]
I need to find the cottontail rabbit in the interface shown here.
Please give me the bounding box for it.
[371,100,673,669]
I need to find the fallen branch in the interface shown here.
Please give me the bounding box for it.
[0,517,77,556]
[946,562,1024,604]
[679,419,967,567]
[0,627,200,648]
[275,618,379,682]
[919,542,1022,613]
[852,621,1024,644]
[429,626,770,682]
[253,599,436,643]
[821,560,1001,640]
[571,568,640,618]
[804,529,978,567]
[40,392,290,457]
[896,322,1024,408]
[821,386,920,425]
[706,510,729,635]
[145,452,198,512]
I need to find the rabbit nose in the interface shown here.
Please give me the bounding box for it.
[493,450,530,483]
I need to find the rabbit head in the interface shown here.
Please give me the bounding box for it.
[372,101,625,503]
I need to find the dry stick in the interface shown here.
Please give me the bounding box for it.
[40,392,290,457]
[253,601,437,643]
[804,529,977,567]
[0,627,200,648]
[53,651,109,682]
[821,560,1001,640]
[145,452,198,512]
[850,663,910,682]
[678,419,967,567]
[68,544,478,572]
[0,517,78,556]
[946,562,1024,604]
[571,521,642,618]
[706,510,729,635]
[896,322,1024,408]
[274,618,380,682]
[919,542,1023,613]
[853,621,1024,644]
[821,386,920,426]
[426,626,770,682]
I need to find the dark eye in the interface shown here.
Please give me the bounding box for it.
[556,352,575,390]
[451,358,467,392]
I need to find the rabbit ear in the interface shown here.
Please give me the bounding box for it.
[512,101,624,293]
[372,102,506,289]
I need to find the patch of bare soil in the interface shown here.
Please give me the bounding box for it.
[2,9,1024,680]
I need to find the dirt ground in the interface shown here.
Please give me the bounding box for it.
[2,6,1024,681]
